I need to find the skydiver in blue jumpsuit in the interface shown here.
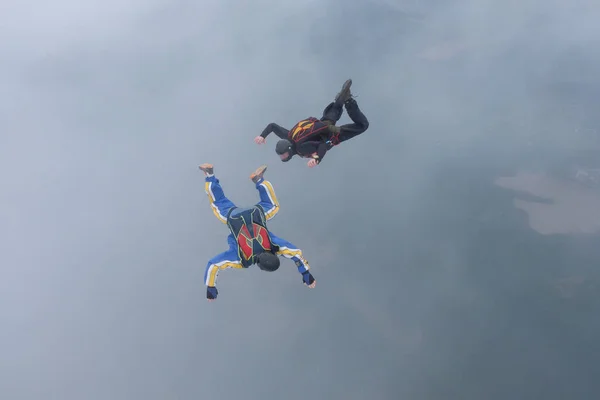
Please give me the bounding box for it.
[199,163,316,302]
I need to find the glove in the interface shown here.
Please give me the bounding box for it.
[302,271,315,286]
[207,286,218,300]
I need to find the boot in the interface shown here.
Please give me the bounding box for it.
[334,79,353,106]
[199,163,214,176]
[250,165,268,183]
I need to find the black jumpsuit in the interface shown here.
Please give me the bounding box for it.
[259,98,369,164]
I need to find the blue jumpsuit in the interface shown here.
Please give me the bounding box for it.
[203,174,311,289]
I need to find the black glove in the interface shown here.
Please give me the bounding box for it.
[207,286,218,300]
[302,271,315,286]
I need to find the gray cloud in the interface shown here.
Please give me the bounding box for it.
[2,0,600,399]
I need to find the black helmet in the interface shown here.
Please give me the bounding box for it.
[256,252,280,272]
[275,139,294,162]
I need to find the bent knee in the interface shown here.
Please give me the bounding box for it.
[361,119,369,132]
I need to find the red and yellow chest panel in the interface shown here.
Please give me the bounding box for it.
[236,223,272,260]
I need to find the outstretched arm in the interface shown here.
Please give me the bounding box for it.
[297,141,330,166]
[204,238,243,301]
[260,123,289,140]
[270,234,316,288]
[315,142,329,164]
[310,126,341,166]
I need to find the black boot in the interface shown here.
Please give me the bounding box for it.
[334,79,353,106]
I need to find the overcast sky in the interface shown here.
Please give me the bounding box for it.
[2,1,600,399]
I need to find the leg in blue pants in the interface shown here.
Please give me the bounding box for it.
[204,175,237,224]
[203,175,243,287]
[253,176,280,221]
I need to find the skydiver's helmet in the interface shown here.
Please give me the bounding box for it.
[256,252,280,272]
[275,139,295,162]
